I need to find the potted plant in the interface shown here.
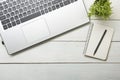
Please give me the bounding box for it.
[88,0,112,19]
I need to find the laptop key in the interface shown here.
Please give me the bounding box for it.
[6,0,10,3]
[3,1,6,5]
[16,20,20,24]
[15,15,19,20]
[21,3,25,8]
[3,25,8,30]
[31,9,35,13]
[6,14,10,18]
[4,4,8,9]
[0,6,4,10]
[11,12,15,16]
[52,6,56,10]
[11,21,16,26]
[35,7,40,12]
[32,4,36,8]
[8,3,12,7]
[29,0,33,4]
[48,2,52,6]
[19,14,23,18]
[10,17,14,22]
[0,12,3,16]
[56,4,60,9]
[64,0,70,5]
[40,0,44,4]
[45,9,48,13]
[12,6,16,11]
[56,0,62,3]
[21,0,25,2]
[20,11,41,23]
[16,5,20,9]
[13,1,17,5]
[39,6,43,10]
[36,2,40,6]
[43,4,47,8]
[28,5,32,10]
[3,10,7,14]
[17,0,21,4]
[23,7,27,11]
[8,23,12,28]
[8,8,12,12]
[44,0,48,3]
[0,15,6,20]
[19,9,23,13]
[27,10,32,15]
[15,10,19,15]
[23,12,27,17]
[52,0,62,5]
[48,7,52,12]
[25,2,29,6]
[60,2,64,7]
[71,0,74,3]
[10,0,13,2]
[41,10,45,14]
[2,19,10,25]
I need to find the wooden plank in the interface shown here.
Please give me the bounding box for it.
[109,0,120,19]
[0,42,120,63]
[108,42,120,62]
[84,0,120,20]
[0,0,119,63]
[0,42,85,63]
[0,64,120,80]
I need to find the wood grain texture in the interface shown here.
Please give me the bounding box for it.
[0,0,120,80]
[0,64,120,80]
[0,42,120,63]
[0,0,119,63]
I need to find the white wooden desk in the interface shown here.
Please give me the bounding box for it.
[0,0,120,80]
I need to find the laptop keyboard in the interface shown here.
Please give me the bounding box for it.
[0,0,77,30]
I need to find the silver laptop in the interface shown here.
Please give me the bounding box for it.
[0,0,89,54]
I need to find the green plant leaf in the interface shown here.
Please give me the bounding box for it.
[88,0,112,19]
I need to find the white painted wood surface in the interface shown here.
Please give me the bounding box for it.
[0,64,120,80]
[0,0,120,80]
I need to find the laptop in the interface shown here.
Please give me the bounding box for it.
[0,0,89,54]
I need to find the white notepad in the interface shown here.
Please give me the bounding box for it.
[85,23,114,60]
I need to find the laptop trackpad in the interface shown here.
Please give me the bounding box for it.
[22,18,50,43]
